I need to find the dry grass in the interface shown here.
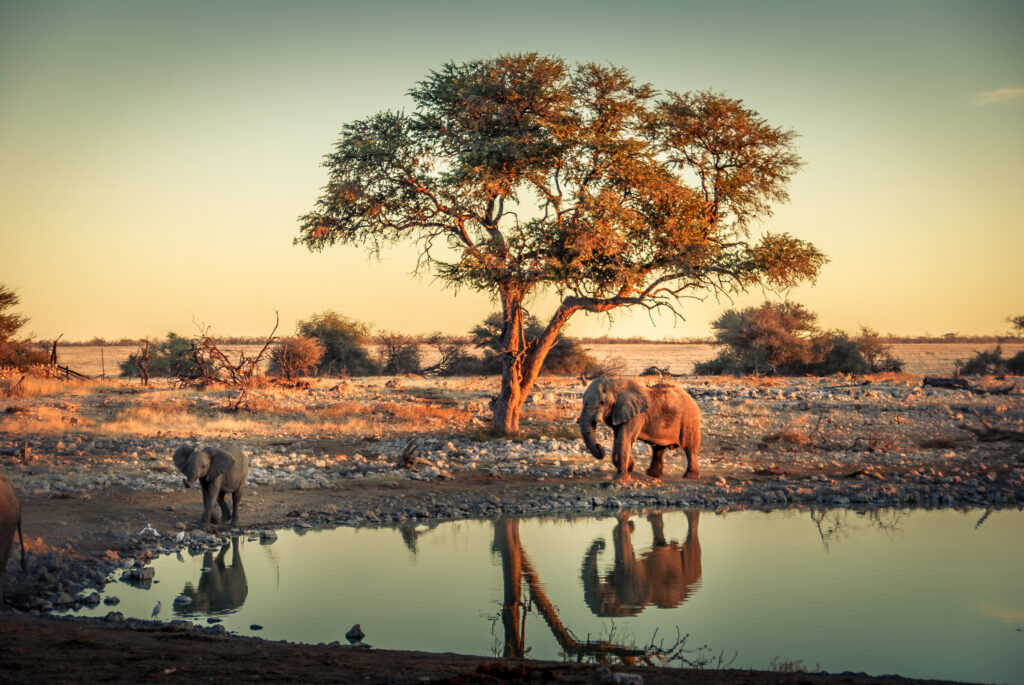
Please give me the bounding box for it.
[1,371,115,399]
[0,405,74,434]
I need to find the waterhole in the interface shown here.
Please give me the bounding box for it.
[65,508,1023,683]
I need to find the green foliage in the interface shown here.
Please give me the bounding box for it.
[296,311,378,376]
[695,302,898,376]
[957,346,1024,376]
[0,284,29,343]
[377,332,421,374]
[269,336,325,379]
[119,333,209,379]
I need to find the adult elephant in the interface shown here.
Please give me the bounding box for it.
[578,378,701,479]
[581,511,702,617]
[175,537,248,615]
[1,474,27,604]
[172,444,250,529]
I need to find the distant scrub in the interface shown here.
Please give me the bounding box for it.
[119,333,212,379]
[269,336,324,379]
[694,302,902,376]
[377,332,421,374]
[296,311,379,376]
[956,345,1024,376]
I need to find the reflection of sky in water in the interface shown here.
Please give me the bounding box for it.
[63,509,1024,684]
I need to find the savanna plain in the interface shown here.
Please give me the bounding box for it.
[1,342,1023,684]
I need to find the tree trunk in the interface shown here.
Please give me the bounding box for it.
[491,295,579,436]
[492,287,526,435]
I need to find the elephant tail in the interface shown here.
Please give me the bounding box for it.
[17,514,26,571]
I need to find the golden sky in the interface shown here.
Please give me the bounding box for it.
[1,1,1021,340]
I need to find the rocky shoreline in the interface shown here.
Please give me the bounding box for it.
[0,371,1021,682]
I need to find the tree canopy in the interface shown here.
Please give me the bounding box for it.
[298,54,826,433]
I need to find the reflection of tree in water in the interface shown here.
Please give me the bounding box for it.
[810,508,906,551]
[174,536,248,615]
[491,513,714,666]
[581,511,702,617]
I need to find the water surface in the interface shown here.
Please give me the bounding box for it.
[67,509,1024,683]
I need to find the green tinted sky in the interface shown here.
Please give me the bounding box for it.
[1,0,1021,339]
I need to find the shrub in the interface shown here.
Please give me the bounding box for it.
[695,301,885,376]
[269,336,325,379]
[119,333,209,379]
[810,332,870,375]
[422,333,484,375]
[1007,351,1024,374]
[957,346,1024,376]
[0,340,49,368]
[296,311,378,376]
[377,332,421,374]
[856,326,903,372]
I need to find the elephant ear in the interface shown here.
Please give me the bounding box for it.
[207,448,235,480]
[611,388,648,425]
[172,444,194,475]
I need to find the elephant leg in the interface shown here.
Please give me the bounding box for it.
[200,487,216,528]
[647,446,666,479]
[217,491,231,523]
[612,422,642,479]
[683,446,700,480]
[230,490,242,526]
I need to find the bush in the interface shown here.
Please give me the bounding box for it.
[957,346,1024,376]
[1008,351,1024,374]
[377,332,421,374]
[856,326,903,372]
[695,301,889,376]
[269,336,325,379]
[469,312,600,376]
[810,332,870,375]
[119,333,210,379]
[0,340,49,368]
[296,311,378,376]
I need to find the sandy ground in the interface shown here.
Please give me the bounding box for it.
[1,347,1021,683]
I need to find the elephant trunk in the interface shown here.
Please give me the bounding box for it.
[184,463,201,489]
[579,415,605,460]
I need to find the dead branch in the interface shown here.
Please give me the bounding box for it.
[961,409,1024,442]
[923,376,1017,394]
[186,313,280,409]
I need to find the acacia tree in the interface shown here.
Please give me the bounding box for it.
[298,54,826,434]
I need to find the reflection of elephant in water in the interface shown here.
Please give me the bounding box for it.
[581,511,702,617]
[1,474,27,604]
[175,537,248,614]
[578,378,701,480]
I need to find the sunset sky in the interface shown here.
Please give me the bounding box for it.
[1,0,1021,341]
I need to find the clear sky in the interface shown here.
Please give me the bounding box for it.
[1,0,1021,341]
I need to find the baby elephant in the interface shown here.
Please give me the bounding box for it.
[172,444,250,530]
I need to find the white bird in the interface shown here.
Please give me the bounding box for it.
[174,531,186,544]
[139,523,159,537]
[151,601,161,617]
